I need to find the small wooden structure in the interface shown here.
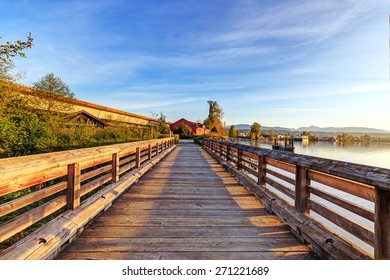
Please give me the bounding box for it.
[63,110,107,128]
[272,138,295,152]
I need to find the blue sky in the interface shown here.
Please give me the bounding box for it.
[2,0,390,130]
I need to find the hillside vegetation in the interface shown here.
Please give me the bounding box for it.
[0,81,163,158]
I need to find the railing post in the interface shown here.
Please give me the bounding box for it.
[374,188,390,259]
[112,153,119,183]
[148,144,152,160]
[226,145,230,163]
[295,165,310,213]
[67,162,80,210]
[135,147,141,168]
[257,155,266,187]
[237,149,242,170]
[156,142,159,156]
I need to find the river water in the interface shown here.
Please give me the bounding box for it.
[238,139,390,169]
[236,139,390,256]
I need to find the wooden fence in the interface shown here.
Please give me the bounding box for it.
[0,137,175,259]
[204,138,390,260]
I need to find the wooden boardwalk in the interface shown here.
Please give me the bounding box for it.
[57,140,315,260]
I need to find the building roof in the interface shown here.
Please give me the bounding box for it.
[172,118,205,128]
[64,110,107,127]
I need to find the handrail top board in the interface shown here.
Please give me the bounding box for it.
[206,138,390,191]
[0,138,173,181]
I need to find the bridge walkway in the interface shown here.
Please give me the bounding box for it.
[56,140,315,260]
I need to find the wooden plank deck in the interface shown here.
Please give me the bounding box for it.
[56,140,316,260]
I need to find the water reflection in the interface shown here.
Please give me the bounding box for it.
[236,139,390,169]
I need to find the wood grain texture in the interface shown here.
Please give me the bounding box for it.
[56,140,314,260]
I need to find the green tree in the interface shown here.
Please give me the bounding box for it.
[228,125,237,138]
[33,73,74,97]
[204,100,225,135]
[269,129,275,142]
[174,124,192,139]
[32,73,75,113]
[151,112,169,135]
[1,34,33,81]
[0,33,33,63]
[250,122,261,140]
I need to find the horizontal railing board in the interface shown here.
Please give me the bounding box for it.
[308,170,375,202]
[205,139,390,191]
[308,199,374,247]
[0,182,67,218]
[204,139,377,260]
[0,196,67,243]
[0,139,172,182]
[308,186,374,222]
[0,141,175,259]
[0,166,67,197]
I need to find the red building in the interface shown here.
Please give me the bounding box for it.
[170,118,210,135]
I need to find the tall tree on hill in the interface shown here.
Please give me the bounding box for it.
[204,100,225,135]
[33,73,74,97]
[250,122,261,140]
[229,125,237,138]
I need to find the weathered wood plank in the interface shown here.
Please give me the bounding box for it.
[308,170,375,202]
[59,251,314,260]
[308,186,374,222]
[266,158,295,174]
[265,177,295,199]
[374,188,390,259]
[206,139,390,191]
[67,163,80,210]
[0,166,67,197]
[93,216,287,227]
[0,181,67,217]
[80,164,111,183]
[0,140,175,259]
[205,140,372,259]
[0,196,67,243]
[82,225,292,238]
[60,237,311,253]
[307,199,374,246]
[80,173,112,197]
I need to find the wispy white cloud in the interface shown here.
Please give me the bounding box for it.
[211,0,378,45]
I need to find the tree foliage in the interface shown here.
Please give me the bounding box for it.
[204,100,226,135]
[250,122,261,140]
[31,73,75,113]
[151,112,169,135]
[33,73,74,97]
[0,33,33,63]
[1,34,33,82]
[173,124,192,139]
[228,125,237,138]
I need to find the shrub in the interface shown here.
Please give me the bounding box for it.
[172,134,180,144]
[193,134,206,145]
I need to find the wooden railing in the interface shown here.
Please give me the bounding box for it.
[203,138,390,260]
[0,137,175,259]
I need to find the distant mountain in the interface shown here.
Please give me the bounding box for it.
[228,124,389,133]
[296,126,389,133]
